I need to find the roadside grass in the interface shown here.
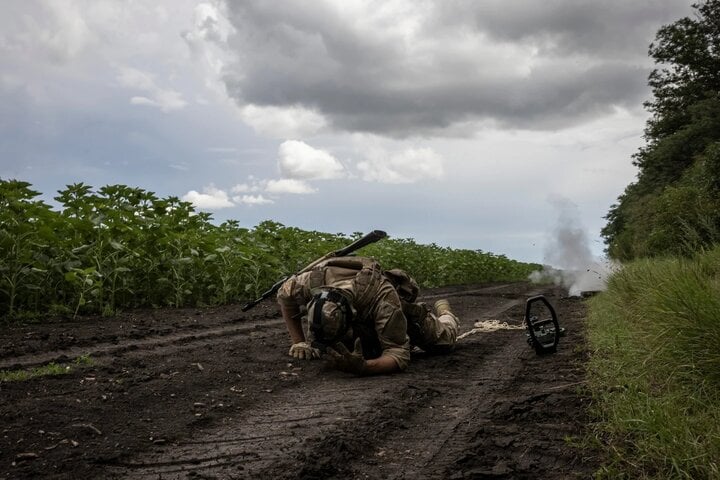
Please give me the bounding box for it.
[0,354,93,382]
[586,247,720,479]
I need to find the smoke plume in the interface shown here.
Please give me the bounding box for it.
[529,197,617,296]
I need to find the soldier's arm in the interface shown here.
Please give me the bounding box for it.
[276,273,312,344]
[363,355,401,374]
[373,295,412,372]
[281,304,305,344]
[326,339,400,375]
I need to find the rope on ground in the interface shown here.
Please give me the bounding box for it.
[457,319,526,340]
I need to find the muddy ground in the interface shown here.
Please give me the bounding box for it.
[0,282,599,479]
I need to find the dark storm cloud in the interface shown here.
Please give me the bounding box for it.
[220,0,691,136]
[434,0,690,57]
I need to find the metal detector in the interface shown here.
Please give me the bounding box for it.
[524,295,563,355]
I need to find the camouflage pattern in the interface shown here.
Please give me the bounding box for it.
[277,256,458,370]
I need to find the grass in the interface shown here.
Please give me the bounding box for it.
[586,246,720,479]
[0,354,94,382]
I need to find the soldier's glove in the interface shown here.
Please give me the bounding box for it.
[288,341,321,360]
[326,338,367,375]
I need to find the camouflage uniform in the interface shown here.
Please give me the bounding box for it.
[277,256,459,370]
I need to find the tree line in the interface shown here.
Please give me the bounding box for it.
[602,0,720,260]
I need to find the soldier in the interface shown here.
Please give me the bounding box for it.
[276,256,459,375]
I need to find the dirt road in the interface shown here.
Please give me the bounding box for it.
[0,282,598,479]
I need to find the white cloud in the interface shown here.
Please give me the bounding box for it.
[233,194,273,205]
[232,177,316,197]
[278,140,345,180]
[240,104,328,138]
[266,178,317,194]
[182,1,235,75]
[357,147,445,184]
[117,66,187,112]
[182,185,234,209]
[231,181,263,193]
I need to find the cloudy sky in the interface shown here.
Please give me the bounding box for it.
[1,0,693,263]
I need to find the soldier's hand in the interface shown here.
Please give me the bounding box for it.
[288,341,321,360]
[326,338,366,375]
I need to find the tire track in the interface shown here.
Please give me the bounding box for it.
[0,320,284,370]
[104,378,411,478]
[345,333,530,479]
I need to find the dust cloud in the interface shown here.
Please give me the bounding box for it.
[529,197,617,296]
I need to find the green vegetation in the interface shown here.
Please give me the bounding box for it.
[587,248,720,478]
[592,4,720,475]
[0,179,539,320]
[0,355,93,382]
[602,0,720,260]
[364,237,535,287]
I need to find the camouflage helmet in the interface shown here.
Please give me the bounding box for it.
[307,288,353,350]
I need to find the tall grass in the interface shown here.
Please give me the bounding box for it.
[586,247,720,478]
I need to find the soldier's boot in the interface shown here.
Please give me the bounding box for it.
[434,299,459,327]
[434,299,452,316]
